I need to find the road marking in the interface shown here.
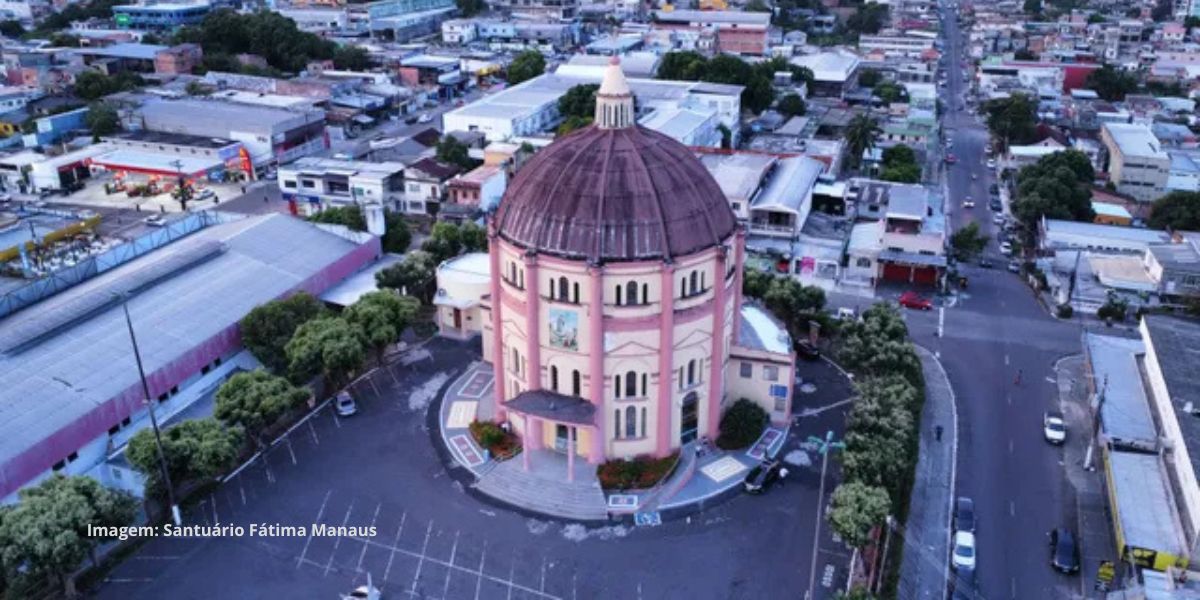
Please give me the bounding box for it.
[307,420,320,446]
[473,541,487,600]
[1009,501,1015,517]
[296,490,332,569]
[323,501,355,576]
[1008,439,1013,454]
[239,482,246,506]
[1004,354,1009,366]
[382,513,405,583]
[1011,577,1017,598]
[540,556,547,592]
[1007,394,1012,406]
[285,439,298,466]
[442,531,459,600]
[937,307,945,338]
[356,503,381,572]
[409,520,433,596]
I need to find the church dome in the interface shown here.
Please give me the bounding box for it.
[492,60,737,264]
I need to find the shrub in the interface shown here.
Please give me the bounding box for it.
[716,398,769,450]
[1097,298,1128,322]
[1056,304,1074,319]
[469,421,520,459]
[596,452,679,490]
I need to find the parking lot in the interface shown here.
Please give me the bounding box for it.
[95,338,854,600]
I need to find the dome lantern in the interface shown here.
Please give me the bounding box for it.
[595,57,634,129]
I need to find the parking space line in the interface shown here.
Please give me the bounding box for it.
[356,503,381,573]
[383,512,406,584]
[285,439,298,466]
[540,556,546,592]
[506,555,516,600]
[296,490,332,569]
[333,413,342,429]
[474,542,487,600]
[324,501,355,576]
[307,420,320,446]
[239,482,246,506]
[442,531,459,600]
[408,520,433,596]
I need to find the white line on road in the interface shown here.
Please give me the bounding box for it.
[540,556,547,592]
[1004,354,1010,366]
[356,503,381,572]
[382,513,405,584]
[442,531,460,600]
[1009,501,1015,517]
[286,438,298,466]
[308,419,320,445]
[474,542,488,600]
[297,490,332,569]
[1008,439,1013,454]
[937,307,945,338]
[239,483,246,506]
[323,501,355,576]
[1011,577,1017,599]
[409,520,433,596]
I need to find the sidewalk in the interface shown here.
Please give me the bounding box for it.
[897,345,957,600]
[1055,355,1121,597]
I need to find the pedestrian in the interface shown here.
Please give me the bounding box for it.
[1014,369,1023,385]
[240,185,246,194]
[778,467,789,487]
[935,425,944,442]
[264,195,269,204]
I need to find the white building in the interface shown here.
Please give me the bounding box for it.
[278,156,406,215]
[1102,122,1170,203]
[441,19,477,44]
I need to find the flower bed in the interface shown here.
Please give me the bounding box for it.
[469,420,521,461]
[596,452,680,491]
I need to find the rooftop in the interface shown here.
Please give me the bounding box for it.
[116,129,236,149]
[698,152,776,204]
[1142,315,1200,489]
[651,9,770,25]
[790,51,860,83]
[1103,122,1167,160]
[1043,220,1172,247]
[1085,333,1157,447]
[74,42,167,61]
[737,303,791,355]
[1149,243,1200,271]
[751,156,825,214]
[320,254,404,308]
[1108,451,1187,557]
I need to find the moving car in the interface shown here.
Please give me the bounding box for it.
[962,197,975,208]
[999,241,1012,255]
[1049,528,1080,574]
[952,531,977,570]
[143,214,166,227]
[335,391,358,417]
[418,113,432,123]
[743,459,784,494]
[955,497,976,532]
[986,158,996,169]
[1043,412,1066,444]
[978,258,993,269]
[1007,261,1021,273]
[945,154,958,164]
[899,291,934,311]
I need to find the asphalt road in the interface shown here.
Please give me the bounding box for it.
[926,5,1091,599]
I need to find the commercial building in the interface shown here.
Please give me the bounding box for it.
[846,180,946,286]
[790,51,861,98]
[857,34,936,58]
[367,0,456,42]
[1039,219,1173,254]
[1102,123,1170,203]
[488,0,578,20]
[649,10,770,55]
[278,156,406,215]
[113,1,225,31]
[94,130,253,181]
[0,213,381,502]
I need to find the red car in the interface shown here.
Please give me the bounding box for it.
[898,291,933,311]
[944,154,958,164]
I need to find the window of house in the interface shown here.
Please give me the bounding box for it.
[642,283,649,303]
[301,179,315,188]
[558,276,569,300]
[283,180,297,188]
[640,407,647,438]
[624,370,637,397]
[67,452,78,462]
[856,257,872,268]
[740,361,752,378]
[615,284,623,305]
[687,360,697,386]
[625,281,638,305]
[689,271,699,295]
[614,409,622,439]
[625,406,637,438]
[108,424,120,436]
[641,373,648,396]
[550,365,559,392]
[572,370,581,396]
[763,366,779,381]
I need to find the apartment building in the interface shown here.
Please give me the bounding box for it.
[1102,122,1170,203]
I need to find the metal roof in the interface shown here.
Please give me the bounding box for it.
[1108,451,1187,556]
[1085,332,1158,448]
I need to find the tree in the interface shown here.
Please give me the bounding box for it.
[777,93,807,118]
[215,370,309,447]
[828,482,891,548]
[845,2,889,35]
[880,144,920,183]
[845,114,881,170]
[507,50,546,86]
[742,268,774,299]
[422,221,465,263]
[126,418,242,497]
[84,101,120,137]
[436,135,478,171]
[745,0,771,11]
[0,475,136,595]
[185,80,212,95]
[657,51,708,81]
[1011,150,1096,225]
[762,276,827,339]
[1088,13,1107,24]
[1023,0,1042,14]
[1187,15,1200,28]
[73,69,144,101]
[656,51,780,114]
[873,81,905,104]
[835,588,878,600]
[460,221,488,252]
[456,0,486,16]
[49,32,82,47]
[332,45,371,71]
[240,293,325,373]
[309,205,409,253]
[984,94,1038,149]
[1149,191,1200,231]
[1085,64,1139,102]
[382,211,411,253]
[1152,0,1173,21]
[171,9,336,73]
[0,19,24,38]
[557,115,592,136]
[376,250,438,302]
[950,221,988,260]
[344,290,420,363]
[858,68,882,88]
[716,398,769,449]
[285,316,366,388]
[558,83,599,120]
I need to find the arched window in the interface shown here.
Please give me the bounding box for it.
[642,283,649,304]
[689,271,699,295]
[518,268,524,289]
[615,284,623,306]
[680,276,687,297]
[548,278,555,299]
[624,370,637,397]
[700,271,706,291]
[641,373,648,396]
[640,407,647,438]
[626,281,638,305]
[558,276,569,300]
[687,359,696,385]
[572,370,581,396]
[614,409,622,439]
[625,406,637,438]
[512,348,519,374]
[573,282,580,303]
[614,373,622,398]
[550,365,559,391]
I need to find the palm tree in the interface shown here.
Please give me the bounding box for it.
[845,115,882,172]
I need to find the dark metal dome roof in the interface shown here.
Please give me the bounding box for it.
[493,125,738,263]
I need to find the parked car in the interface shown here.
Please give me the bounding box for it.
[899,291,934,311]
[955,497,976,532]
[836,307,858,321]
[978,258,993,269]
[404,115,419,125]
[993,213,1006,226]
[1007,261,1021,274]
[945,154,958,164]
[1049,528,1080,574]
[335,391,358,417]
[1043,412,1066,444]
[418,113,432,123]
[0,192,10,203]
[743,459,784,494]
[950,566,977,600]
[999,241,1012,255]
[986,158,996,169]
[989,183,999,195]
[952,531,977,570]
[989,201,1002,212]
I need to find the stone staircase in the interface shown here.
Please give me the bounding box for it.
[473,455,609,522]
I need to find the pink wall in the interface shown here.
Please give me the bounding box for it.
[0,235,381,500]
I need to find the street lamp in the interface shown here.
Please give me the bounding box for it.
[805,430,845,600]
[116,293,182,526]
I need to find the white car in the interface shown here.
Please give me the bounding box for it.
[962,197,975,208]
[999,241,1012,255]
[953,531,977,570]
[986,158,996,169]
[1044,412,1066,445]
[418,113,432,123]
[143,214,166,227]
[335,391,358,417]
[993,213,1006,226]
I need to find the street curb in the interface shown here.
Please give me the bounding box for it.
[914,343,957,600]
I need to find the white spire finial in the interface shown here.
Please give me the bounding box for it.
[595,56,634,129]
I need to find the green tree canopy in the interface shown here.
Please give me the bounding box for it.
[127,418,243,497]
[436,135,478,171]
[1011,150,1096,225]
[1149,191,1200,231]
[285,316,366,387]
[0,19,24,38]
[376,250,438,302]
[172,9,335,73]
[240,292,325,373]
[1023,0,1042,14]
[344,290,420,362]
[460,221,488,253]
[456,0,486,16]
[332,45,371,71]
[84,101,120,137]
[950,221,988,260]
[0,475,137,594]
[308,205,410,253]
[507,50,546,86]
[777,93,807,118]
[716,398,769,449]
[73,69,144,101]
[1085,64,1139,102]
[880,144,920,183]
[845,2,889,35]
[845,114,881,170]
[656,51,783,113]
[557,115,592,136]
[762,276,827,339]
[873,81,905,104]
[422,221,464,263]
[558,83,599,120]
[858,68,882,88]
[984,93,1038,149]
[215,370,309,446]
[829,481,892,548]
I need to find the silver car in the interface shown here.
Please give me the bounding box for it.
[335,391,358,417]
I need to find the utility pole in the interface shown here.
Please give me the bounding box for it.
[119,294,182,526]
[170,159,190,212]
[1083,374,1108,472]
[805,430,846,600]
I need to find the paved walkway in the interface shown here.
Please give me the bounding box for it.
[1056,355,1120,597]
[897,345,957,600]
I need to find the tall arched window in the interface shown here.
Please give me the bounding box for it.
[615,284,623,306]
[614,409,622,439]
[640,407,647,438]
[689,271,699,295]
[512,348,520,374]
[548,278,555,299]
[572,370,581,396]
[550,365,559,391]
[625,281,638,305]
[642,283,649,304]
[625,406,637,438]
[687,359,696,385]
[641,373,648,396]
[518,268,524,289]
[700,271,706,291]
[558,276,569,301]
[680,276,687,297]
[624,370,637,397]
[573,282,580,303]
[614,373,622,398]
